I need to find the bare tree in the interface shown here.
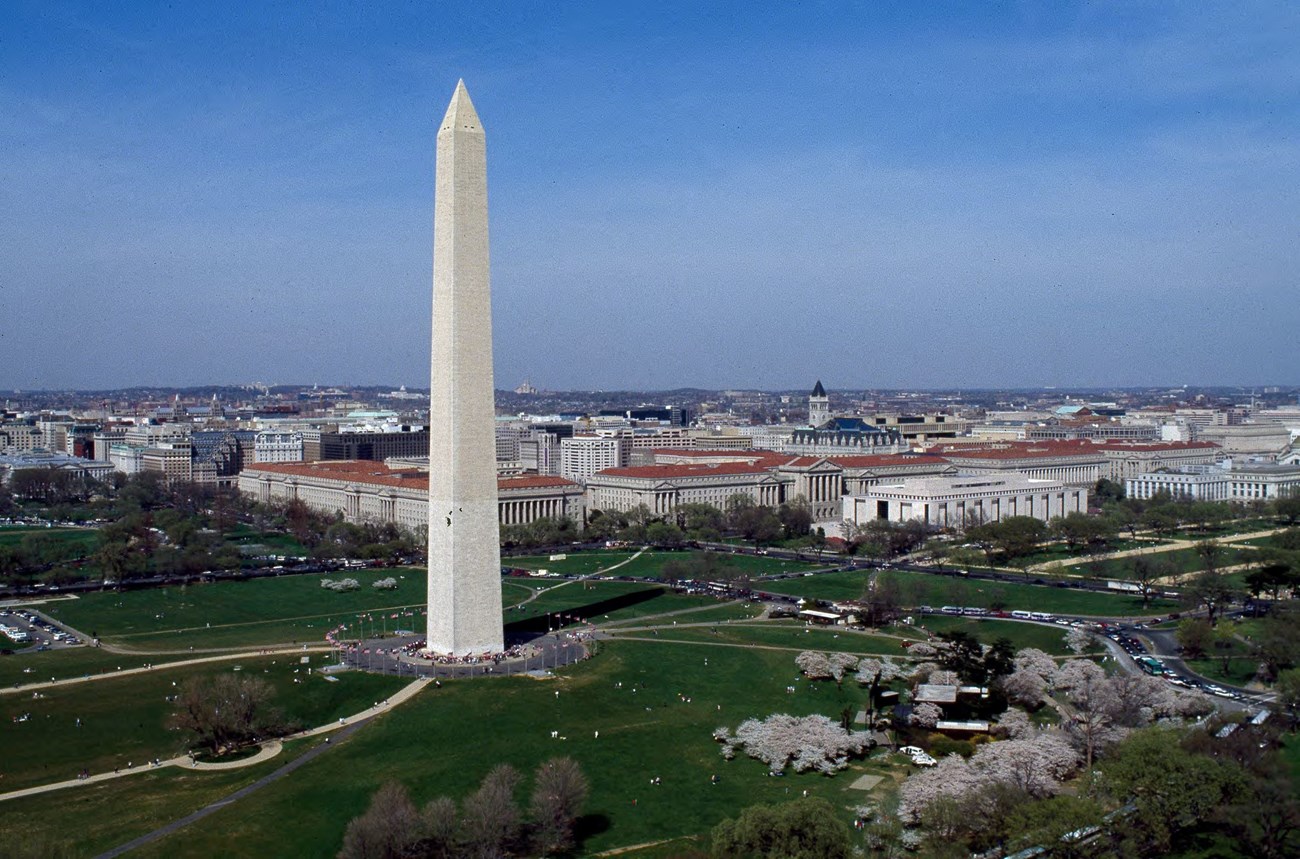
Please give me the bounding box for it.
[170,673,284,755]
[338,781,421,859]
[530,757,589,855]
[461,764,521,859]
[418,796,460,859]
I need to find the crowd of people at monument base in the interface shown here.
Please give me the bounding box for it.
[398,639,540,666]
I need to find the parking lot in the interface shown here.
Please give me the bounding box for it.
[0,608,85,653]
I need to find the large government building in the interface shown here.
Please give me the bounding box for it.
[238,461,583,531]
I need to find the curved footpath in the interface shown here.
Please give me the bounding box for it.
[0,677,430,804]
[0,644,335,696]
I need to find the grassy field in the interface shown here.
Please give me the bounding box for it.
[759,569,1178,617]
[1082,545,1258,579]
[0,654,406,792]
[0,524,100,552]
[1018,538,1165,567]
[102,637,900,858]
[0,645,163,687]
[909,616,1088,655]
[618,622,914,657]
[506,549,824,580]
[222,524,307,555]
[0,755,310,857]
[1183,656,1260,686]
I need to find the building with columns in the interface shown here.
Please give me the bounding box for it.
[585,450,953,521]
[238,461,583,531]
[844,473,1088,529]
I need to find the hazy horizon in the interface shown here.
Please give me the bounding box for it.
[3,3,1297,391]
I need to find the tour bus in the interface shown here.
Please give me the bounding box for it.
[1010,610,1033,619]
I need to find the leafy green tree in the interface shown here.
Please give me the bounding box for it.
[735,506,782,547]
[1184,566,1238,626]
[711,797,851,859]
[1274,668,1300,730]
[776,500,813,539]
[1177,617,1214,659]
[1099,728,1248,855]
[1094,477,1126,504]
[675,503,725,540]
[645,520,684,547]
[1004,794,1107,859]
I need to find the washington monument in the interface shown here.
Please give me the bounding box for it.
[425,80,504,655]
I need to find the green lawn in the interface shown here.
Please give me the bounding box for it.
[506,549,824,580]
[759,569,1177,617]
[1017,538,1166,567]
[14,639,895,858]
[1083,545,1258,580]
[0,756,308,857]
[618,621,913,657]
[39,569,430,644]
[0,524,100,552]
[910,616,1086,655]
[0,645,162,687]
[0,654,406,792]
[1183,656,1260,686]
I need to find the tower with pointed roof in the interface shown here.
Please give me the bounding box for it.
[809,380,830,427]
[425,81,504,655]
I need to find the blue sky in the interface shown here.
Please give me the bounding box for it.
[1,2,1296,391]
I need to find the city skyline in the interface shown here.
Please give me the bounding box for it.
[2,2,1297,391]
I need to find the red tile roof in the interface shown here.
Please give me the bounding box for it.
[924,440,1109,460]
[594,462,772,480]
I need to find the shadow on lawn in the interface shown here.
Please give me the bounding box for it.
[505,587,667,638]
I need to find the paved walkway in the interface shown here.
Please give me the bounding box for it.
[0,644,334,697]
[0,677,430,804]
[1029,525,1279,574]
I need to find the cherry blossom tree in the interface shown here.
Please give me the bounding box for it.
[1064,626,1093,656]
[1051,660,1125,767]
[995,708,1035,740]
[1013,648,1058,680]
[1002,669,1048,708]
[898,733,1082,826]
[795,650,832,679]
[717,714,873,774]
[909,702,942,729]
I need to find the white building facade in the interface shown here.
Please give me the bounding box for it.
[844,473,1088,529]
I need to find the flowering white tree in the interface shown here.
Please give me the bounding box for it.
[1002,669,1048,708]
[1064,626,1093,655]
[827,652,860,683]
[908,642,938,659]
[854,657,905,688]
[908,661,941,683]
[795,650,832,680]
[1051,660,1125,766]
[909,702,943,729]
[995,708,1035,739]
[1013,648,1057,680]
[898,733,1082,825]
[718,714,872,774]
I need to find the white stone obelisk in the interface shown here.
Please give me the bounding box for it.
[426,80,504,655]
